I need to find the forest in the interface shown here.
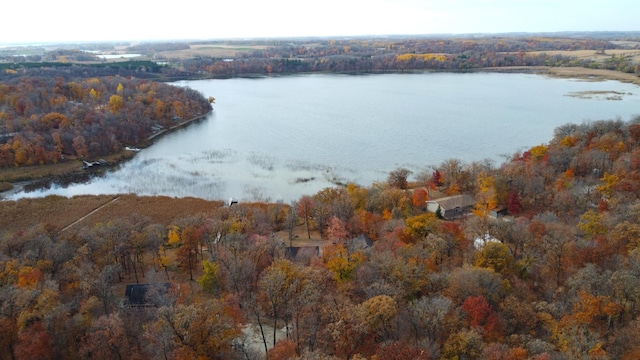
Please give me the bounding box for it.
[1,34,640,359]
[0,76,211,167]
[1,117,640,359]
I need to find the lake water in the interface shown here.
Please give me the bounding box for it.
[8,72,640,203]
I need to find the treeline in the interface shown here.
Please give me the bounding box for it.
[0,76,211,167]
[2,118,640,359]
[125,42,191,53]
[172,36,640,77]
[0,61,165,82]
[3,36,638,83]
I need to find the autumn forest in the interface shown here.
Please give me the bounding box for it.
[2,34,640,360]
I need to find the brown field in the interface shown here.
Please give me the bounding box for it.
[0,194,225,234]
[158,44,268,59]
[0,192,325,247]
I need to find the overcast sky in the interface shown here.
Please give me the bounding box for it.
[2,0,638,44]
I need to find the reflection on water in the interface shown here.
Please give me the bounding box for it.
[8,73,640,203]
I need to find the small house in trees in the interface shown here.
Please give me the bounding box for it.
[490,206,508,218]
[426,194,475,220]
[284,246,320,261]
[347,234,374,253]
[123,283,171,308]
[473,233,501,250]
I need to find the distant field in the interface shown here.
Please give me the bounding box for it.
[611,40,640,49]
[159,44,268,59]
[526,49,640,62]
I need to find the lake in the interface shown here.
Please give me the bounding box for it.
[8,72,640,203]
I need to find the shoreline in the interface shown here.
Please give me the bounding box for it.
[480,66,640,86]
[0,110,212,197]
[146,110,212,142]
[2,67,639,198]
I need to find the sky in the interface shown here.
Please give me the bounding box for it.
[1,0,638,44]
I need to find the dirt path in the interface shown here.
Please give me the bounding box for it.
[58,196,120,234]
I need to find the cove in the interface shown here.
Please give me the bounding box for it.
[9,72,640,203]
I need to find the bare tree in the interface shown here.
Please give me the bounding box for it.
[387,167,412,189]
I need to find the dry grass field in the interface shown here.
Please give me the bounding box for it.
[158,44,268,59]
[0,194,225,234]
[0,190,323,243]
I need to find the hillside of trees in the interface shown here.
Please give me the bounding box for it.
[2,117,640,359]
[0,76,211,167]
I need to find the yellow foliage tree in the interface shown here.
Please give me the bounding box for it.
[474,242,513,274]
[570,291,621,327]
[107,94,123,113]
[324,244,366,282]
[360,295,398,330]
[529,144,548,160]
[167,225,181,246]
[560,135,577,147]
[89,88,100,102]
[403,213,438,242]
[577,210,607,240]
[198,260,218,294]
[597,171,620,198]
[347,183,368,210]
[396,53,446,62]
[473,172,497,218]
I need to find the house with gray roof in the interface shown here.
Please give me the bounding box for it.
[426,194,476,220]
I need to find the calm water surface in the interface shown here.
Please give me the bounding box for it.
[10,72,640,202]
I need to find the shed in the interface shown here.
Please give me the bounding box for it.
[426,194,476,220]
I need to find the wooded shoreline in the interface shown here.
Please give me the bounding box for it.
[0,110,212,196]
[1,66,638,197]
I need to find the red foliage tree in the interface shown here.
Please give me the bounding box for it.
[432,170,443,186]
[461,295,504,341]
[375,341,432,359]
[267,339,298,359]
[507,190,522,215]
[413,188,428,207]
[15,322,54,360]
